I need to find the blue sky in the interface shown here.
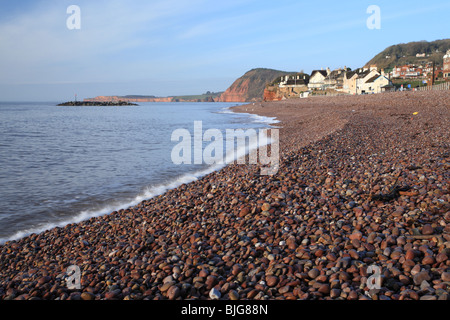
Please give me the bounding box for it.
[0,0,449,101]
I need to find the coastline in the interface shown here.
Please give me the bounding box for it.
[1,91,449,301]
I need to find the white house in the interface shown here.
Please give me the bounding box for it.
[358,75,393,94]
[308,70,328,90]
[355,69,381,94]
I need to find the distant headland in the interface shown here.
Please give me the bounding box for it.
[57,101,138,106]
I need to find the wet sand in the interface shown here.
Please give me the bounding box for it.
[1,90,449,301]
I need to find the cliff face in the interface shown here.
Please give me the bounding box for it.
[217,78,251,102]
[263,87,283,101]
[217,68,295,102]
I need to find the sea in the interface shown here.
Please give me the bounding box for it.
[0,101,278,244]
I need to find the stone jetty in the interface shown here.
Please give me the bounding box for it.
[58,101,138,106]
[1,91,449,300]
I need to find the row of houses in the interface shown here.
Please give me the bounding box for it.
[392,49,450,80]
[268,66,394,99]
[307,66,394,94]
[392,64,443,79]
[269,49,450,99]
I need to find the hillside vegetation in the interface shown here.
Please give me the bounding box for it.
[366,39,450,70]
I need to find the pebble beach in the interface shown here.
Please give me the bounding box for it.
[1,90,449,301]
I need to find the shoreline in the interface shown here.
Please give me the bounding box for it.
[0,102,268,244]
[1,91,449,301]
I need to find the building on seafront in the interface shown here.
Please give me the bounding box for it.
[444,49,450,79]
[342,66,394,95]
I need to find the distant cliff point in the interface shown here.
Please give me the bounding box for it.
[84,92,223,103]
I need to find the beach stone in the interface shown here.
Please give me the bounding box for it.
[236,272,245,283]
[420,295,437,300]
[247,289,259,299]
[349,231,362,241]
[266,276,279,287]
[330,280,340,289]
[330,288,341,299]
[38,276,51,285]
[441,272,450,282]
[348,290,358,300]
[409,291,420,300]
[436,252,448,263]
[390,250,402,260]
[422,224,434,235]
[422,256,435,265]
[444,212,450,223]
[229,290,239,300]
[405,249,415,260]
[173,266,181,275]
[326,253,337,261]
[348,249,359,260]
[160,282,175,292]
[410,264,421,276]
[318,284,330,295]
[367,233,377,244]
[308,268,320,279]
[399,275,411,285]
[104,291,119,300]
[286,236,297,250]
[68,292,82,300]
[209,288,221,300]
[232,264,242,276]
[199,269,209,278]
[315,249,324,257]
[81,292,95,301]
[167,286,180,300]
[206,275,218,289]
[248,231,257,238]
[353,207,364,217]
[163,275,174,284]
[351,239,361,248]
[338,271,351,282]
[420,280,431,290]
[413,271,431,285]
[261,203,271,212]
[278,285,290,294]
[239,207,251,218]
[438,294,449,301]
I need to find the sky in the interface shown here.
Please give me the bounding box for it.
[0,0,449,101]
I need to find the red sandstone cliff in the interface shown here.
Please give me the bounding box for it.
[217,78,251,102]
[263,88,283,101]
[217,68,293,102]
